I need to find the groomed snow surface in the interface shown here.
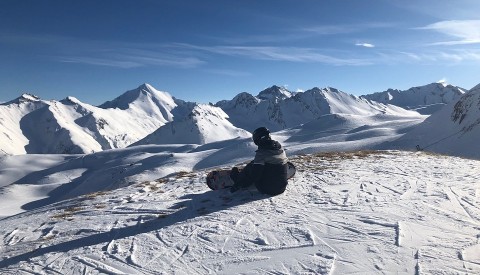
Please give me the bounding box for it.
[1,151,479,274]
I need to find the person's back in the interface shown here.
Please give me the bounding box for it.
[253,138,288,195]
[230,127,289,195]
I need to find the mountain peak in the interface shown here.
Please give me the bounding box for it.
[258,85,292,100]
[132,104,250,145]
[362,82,466,114]
[436,79,448,87]
[3,93,41,105]
[61,96,83,105]
[99,83,175,111]
[138,83,155,93]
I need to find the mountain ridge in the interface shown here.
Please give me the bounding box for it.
[387,84,480,159]
[361,82,466,114]
[0,81,477,156]
[216,85,420,132]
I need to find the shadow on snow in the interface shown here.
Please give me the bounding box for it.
[0,189,270,269]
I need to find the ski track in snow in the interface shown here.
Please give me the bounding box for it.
[0,151,479,274]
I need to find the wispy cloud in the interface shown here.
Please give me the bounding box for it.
[1,33,206,69]
[177,44,372,66]
[204,69,251,77]
[211,22,395,45]
[389,49,480,63]
[301,25,355,35]
[420,20,480,45]
[59,49,205,69]
[355,43,375,48]
[303,22,395,36]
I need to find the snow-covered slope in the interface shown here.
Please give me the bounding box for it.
[132,104,251,145]
[0,84,195,154]
[0,94,47,155]
[1,82,479,274]
[0,82,467,156]
[278,114,424,147]
[389,84,480,159]
[362,82,466,115]
[217,86,420,132]
[1,151,479,274]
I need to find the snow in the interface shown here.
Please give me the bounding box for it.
[257,85,293,100]
[0,84,195,154]
[0,151,479,274]
[217,86,420,132]
[388,85,480,159]
[1,83,423,155]
[362,82,466,115]
[1,81,480,273]
[132,104,251,146]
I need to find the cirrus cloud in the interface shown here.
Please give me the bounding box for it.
[420,20,480,45]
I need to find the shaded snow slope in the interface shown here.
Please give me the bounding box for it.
[362,82,466,115]
[217,86,419,132]
[132,104,251,146]
[387,84,480,159]
[0,94,47,155]
[1,151,479,274]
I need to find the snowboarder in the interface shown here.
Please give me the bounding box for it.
[229,127,289,195]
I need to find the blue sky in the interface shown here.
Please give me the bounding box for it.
[1,0,480,105]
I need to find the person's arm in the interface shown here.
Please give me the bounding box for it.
[249,163,264,183]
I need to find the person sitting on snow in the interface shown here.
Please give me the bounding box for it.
[230,127,289,195]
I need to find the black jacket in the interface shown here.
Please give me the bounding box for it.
[232,139,289,195]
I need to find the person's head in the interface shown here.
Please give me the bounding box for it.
[252,127,271,145]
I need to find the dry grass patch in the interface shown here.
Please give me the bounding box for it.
[312,150,389,160]
[291,150,394,171]
[52,206,84,220]
[155,178,168,184]
[175,171,195,178]
[83,191,109,200]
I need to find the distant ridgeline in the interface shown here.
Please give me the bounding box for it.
[0,81,476,156]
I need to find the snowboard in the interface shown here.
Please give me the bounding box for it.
[206,161,296,190]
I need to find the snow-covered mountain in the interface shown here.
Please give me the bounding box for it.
[0,94,47,155]
[1,82,479,272]
[362,82,466,115]
[257,85,294,100]
[217,85,420,132]
[1,83,423,155]
[0,84,196,154]
[132,104,250,145]
[385,84,480,159]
